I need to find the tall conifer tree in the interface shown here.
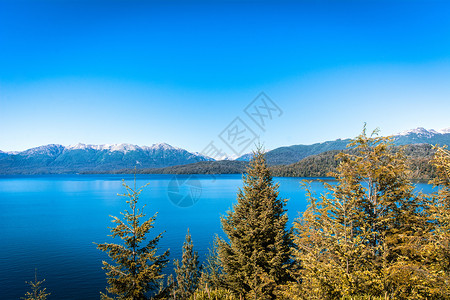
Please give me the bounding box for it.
[172,229,201,299]
[217,147,292,299]
[97,178,169,300]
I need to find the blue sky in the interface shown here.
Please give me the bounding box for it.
[1,1,449,154]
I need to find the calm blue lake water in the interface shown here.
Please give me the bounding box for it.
[0,175,434,299]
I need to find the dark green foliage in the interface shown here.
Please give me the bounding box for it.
[96,179,169,300]
[21,270,50,300]
[217,148,292,299]
[172,229,201,299]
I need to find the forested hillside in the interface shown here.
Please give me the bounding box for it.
[271,143,437,180]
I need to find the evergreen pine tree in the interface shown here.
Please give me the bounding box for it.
[217,147,292,299]
[21,270,50,300]
[172,229,201,299]
[97,178,169,300]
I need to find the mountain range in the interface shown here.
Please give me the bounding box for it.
[0,127,449,175]
[0,143,211,174]
[238,127,450,165]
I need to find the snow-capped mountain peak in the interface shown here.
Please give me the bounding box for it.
[148,142,178,151]
[438,127,450,134]
[397,127,450,138]
[0,142,214,174]
[398,127,434,137]
[21,144,65,156]
[67,143,89,150]
[31,142,195,154]
[5,151,20,155]
[67,143,141,153]
[108,143,138,153]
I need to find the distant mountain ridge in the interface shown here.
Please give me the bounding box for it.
[394,127,450,146]
[64,142,181,153]
[0,127,449,174]
[95,144,437,180]
[397,127,450,136]
[237,127,450,165]
[0,143,211,174]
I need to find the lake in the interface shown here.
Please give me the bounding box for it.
[0,175,434,299]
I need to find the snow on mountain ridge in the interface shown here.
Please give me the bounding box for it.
[397,127,450,137]
[438,127,450,134]
[66,143,90,150]
[146,142,180,151]
[66,142,180,153]
[398,127,432,136]
[108,144,138,153]
[67,143,137,152]
[21,144,65,156]
[4,142,205,157]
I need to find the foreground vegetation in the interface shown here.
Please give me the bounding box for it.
[25,128,450,299]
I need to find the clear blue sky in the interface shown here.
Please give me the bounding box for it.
[1,0,449,153]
